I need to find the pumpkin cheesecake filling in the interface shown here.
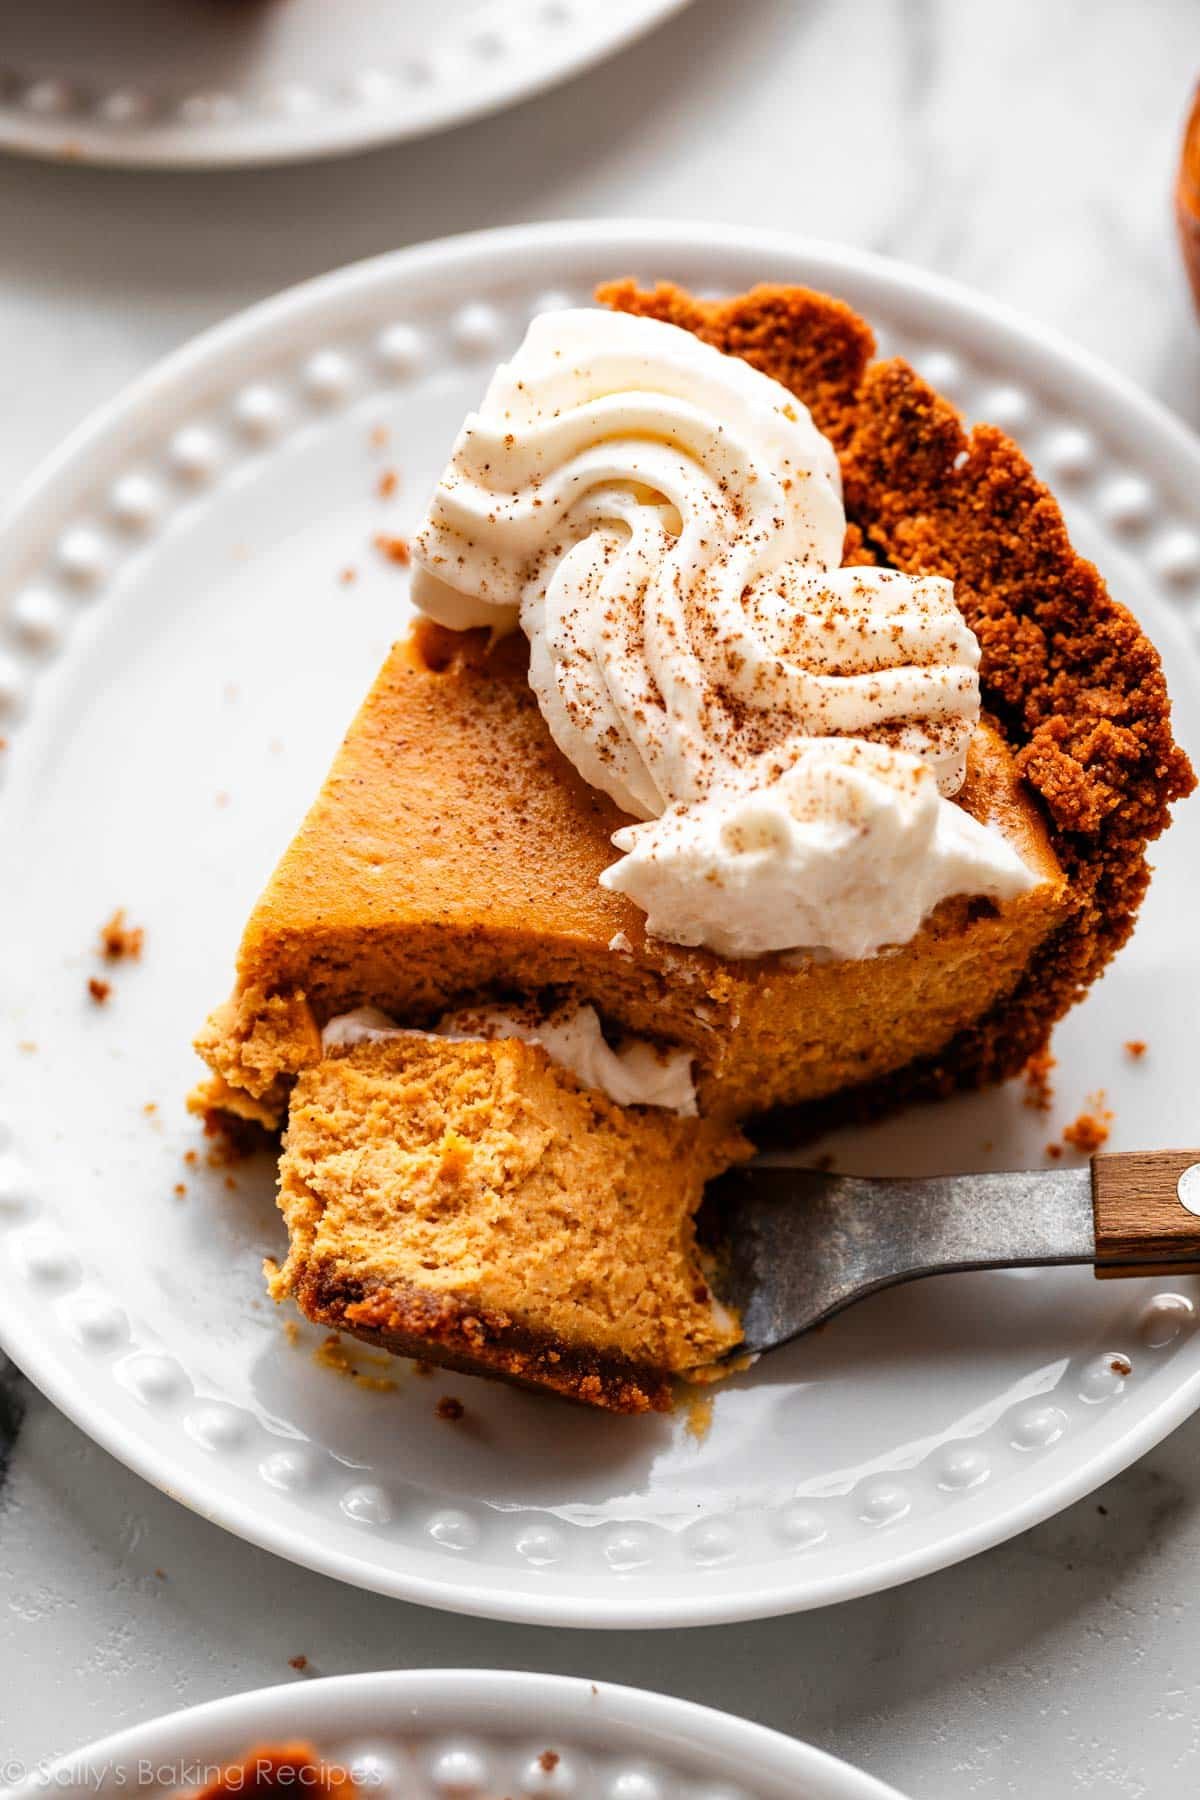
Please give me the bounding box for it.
[192,279,1193,1411]
[273,1035,747,1413]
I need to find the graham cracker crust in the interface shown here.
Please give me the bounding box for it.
[294,1263,673,1413]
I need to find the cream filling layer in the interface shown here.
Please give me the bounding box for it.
[322,1003,698,1116]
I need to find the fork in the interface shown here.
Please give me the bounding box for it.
[707,1150,1200,1356]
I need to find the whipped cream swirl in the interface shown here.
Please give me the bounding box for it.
[412,308,1036,959]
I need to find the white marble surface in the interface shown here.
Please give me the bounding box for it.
[2,1,1200,1795]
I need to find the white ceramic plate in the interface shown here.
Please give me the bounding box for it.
[2,221,1200,1630]
[0,0,690,169]
[2,1670,910,1800]
[4,1669,908,1800]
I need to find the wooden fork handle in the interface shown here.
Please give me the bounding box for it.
[1092,1150,1200,1277]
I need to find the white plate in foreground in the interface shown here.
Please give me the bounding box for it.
[0,0,690,168]
[7,1669,908,1800]
[1,221,1199,1629]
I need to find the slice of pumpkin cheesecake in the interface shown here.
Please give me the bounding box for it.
[192,279,1192,1409]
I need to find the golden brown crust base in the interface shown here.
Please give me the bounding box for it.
[598,280,1196,1125]
[293,1264,672,1413]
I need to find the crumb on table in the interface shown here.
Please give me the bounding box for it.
[288,1655,308,1672]
[87,976,111,1005]
[435,1395,465,1422]
[538,1752,560,1775]
[339,566,357,586]
[376,469,399,500]
[1124,1039,1148,1059]
[98,908,144,962]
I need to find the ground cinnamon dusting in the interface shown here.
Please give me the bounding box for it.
[373,532,411,566]
[97,908,144,962]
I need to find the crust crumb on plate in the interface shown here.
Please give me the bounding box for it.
[97,906,144,962]
[1062,1095,1114,1154]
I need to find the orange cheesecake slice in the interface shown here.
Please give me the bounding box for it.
[192,281,1193,1410]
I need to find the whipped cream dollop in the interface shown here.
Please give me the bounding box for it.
[411,308,1036,959]
[322,1004,697,1115]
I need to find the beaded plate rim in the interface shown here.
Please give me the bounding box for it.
[14,1669,909,1800]
[1,221,1200,1631]
[0,0,693,170]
